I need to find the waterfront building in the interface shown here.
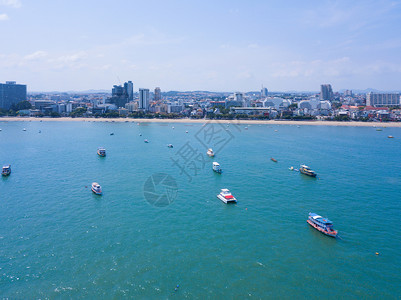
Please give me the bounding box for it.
[263,97,291,110]
[139,88,150,111]
[125,101,138,112]
[168,103,183,113]
[320,84,333,101]
[154,87,161,101]
[124,81,134,101]
[0,81,27,110]
[110,81,133,108]
[366,92,400,107]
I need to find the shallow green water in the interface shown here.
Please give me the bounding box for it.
[0,121,400,299]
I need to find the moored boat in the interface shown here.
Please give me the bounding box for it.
[207,148,215,157]
[217,189,237,203]
[167,144,173,148]
[307,212,337,237]
[144,139,149,143]
[2,165,11,176]
[91,182,102,195]
[97,147,106,157]
[271,157,277,162]
[299,165,317,177]
[212,162,222,173]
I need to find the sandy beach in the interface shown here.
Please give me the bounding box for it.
[1,117,401,127]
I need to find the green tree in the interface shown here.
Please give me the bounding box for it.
[70,107,87,117]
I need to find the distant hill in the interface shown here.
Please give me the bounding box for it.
[339,88,401,94]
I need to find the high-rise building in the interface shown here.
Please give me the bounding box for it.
[110,81,133,108]
[366,92,400,107]
[0,81,27,110]
[320,84,333,101]
[124,81,134,101]
[261,87,268,97]
[344,90,353,97]
[139,88,150,111]
[112,85,124,97]
[154,87,161,101]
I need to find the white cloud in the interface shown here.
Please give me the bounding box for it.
[0,13,9,21]
[24,50,47,60]
[0,0,21,8]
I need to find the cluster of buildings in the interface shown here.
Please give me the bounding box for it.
[1,80,401,121]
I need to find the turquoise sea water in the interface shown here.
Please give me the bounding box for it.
[0,120,400,299]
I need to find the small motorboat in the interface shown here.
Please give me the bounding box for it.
[2,165,11,176]
[91,182,102,195]
[217,189,237,204]
[299,164,317,177]
[212,162,222,173]
[307,212,338,237]
[23,128,26,131]
[167,144,173,148]
[388,135,394,138]
[97,147,106,157]
[271,158,277,162]
[110,132,114,136]
[376,128,382,131]
[185,130,188,133]
[144,139,149,143]
[38,130,41,133]
[207,148,215,157]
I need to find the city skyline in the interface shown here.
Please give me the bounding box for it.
[1,0,401,92]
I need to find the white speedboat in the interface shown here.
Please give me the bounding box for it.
[97,147,106,157]
[207,148,215,157]
[212,162,222,173]
[217,189,237,203]
[2,165,11,176]
[144,139,149,143]
[91,182,102,195]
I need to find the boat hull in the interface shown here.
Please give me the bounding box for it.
[217,194,236,204]
[307,220,337,237]
[300,170,316,177]
[97,152,106,157]
[91,188,102,195]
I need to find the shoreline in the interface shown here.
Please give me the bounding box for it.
[1,117,401,127]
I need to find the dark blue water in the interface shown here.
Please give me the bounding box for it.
[0,121,400,298]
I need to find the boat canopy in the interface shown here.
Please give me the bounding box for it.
[221,188,230,193]
[213,162,220,166]
[310,213,332,224]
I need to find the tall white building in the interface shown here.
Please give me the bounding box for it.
[366,92,400,107]
[139,88,150,111]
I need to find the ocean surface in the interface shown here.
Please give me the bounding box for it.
[0,120,400,299]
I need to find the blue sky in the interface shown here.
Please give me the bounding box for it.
[1,0,401,92]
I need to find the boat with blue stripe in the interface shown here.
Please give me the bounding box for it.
[307,212,338,237]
